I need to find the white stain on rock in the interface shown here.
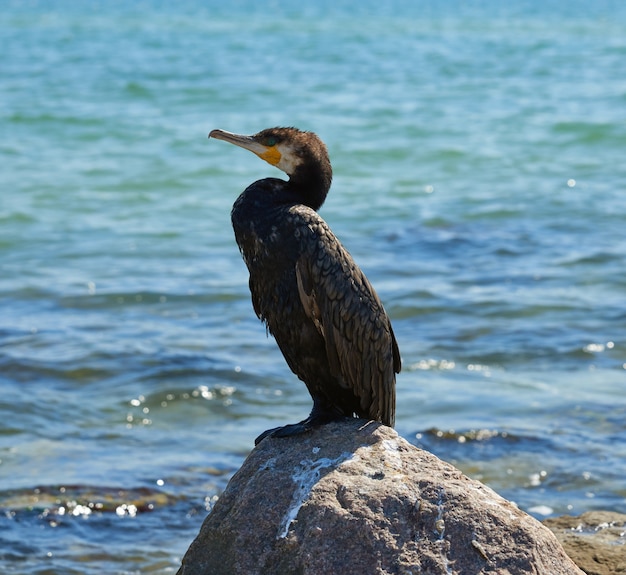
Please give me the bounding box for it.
[278,452,353,539]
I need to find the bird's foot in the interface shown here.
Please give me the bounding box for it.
[254,413,349,446]
[254,422,311,445]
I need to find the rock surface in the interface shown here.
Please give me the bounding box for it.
[177,419,585,575]
[544,511,626,575]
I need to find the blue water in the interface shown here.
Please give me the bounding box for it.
[2,1,626,572]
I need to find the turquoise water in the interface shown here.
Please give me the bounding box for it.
[2,1,626,572]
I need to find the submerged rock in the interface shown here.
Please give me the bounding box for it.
[177,419,584,575]
[544,511,626,575]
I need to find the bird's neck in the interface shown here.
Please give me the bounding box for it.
[288,163,332,211]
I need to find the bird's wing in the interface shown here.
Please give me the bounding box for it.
[295,217,400,426]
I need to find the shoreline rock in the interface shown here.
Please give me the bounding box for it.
[178,419,585,575]
[543,511,626,575]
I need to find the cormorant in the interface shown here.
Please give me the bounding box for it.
[209,127,401,444]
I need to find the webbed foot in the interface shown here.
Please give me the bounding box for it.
[254,422,312,445]
[254,412,349,445]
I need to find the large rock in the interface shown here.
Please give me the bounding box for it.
[178,419,584,575]
[544,511,626,575]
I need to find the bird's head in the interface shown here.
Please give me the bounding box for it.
[210,126,330,177]
[209,126,332,209]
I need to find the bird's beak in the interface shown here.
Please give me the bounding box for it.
[209,129,281,166]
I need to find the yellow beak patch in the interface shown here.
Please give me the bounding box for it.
[259,146,282,167]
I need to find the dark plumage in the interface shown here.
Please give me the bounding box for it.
[208,127,400,444]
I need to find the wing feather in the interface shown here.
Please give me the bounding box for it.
[294,216,400,426]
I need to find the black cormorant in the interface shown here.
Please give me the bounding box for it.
[209,127,401,444]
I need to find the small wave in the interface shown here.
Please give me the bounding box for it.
[410,426,549,465]
[0,484,179,517]
[416,427,516,444]
[7,111,104,127]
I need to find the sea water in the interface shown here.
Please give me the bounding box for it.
[1,1,626,572]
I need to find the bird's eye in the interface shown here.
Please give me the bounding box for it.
[265,136,277,146]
